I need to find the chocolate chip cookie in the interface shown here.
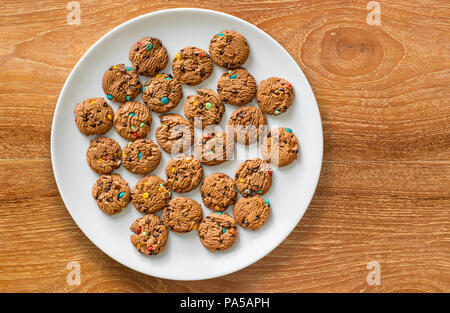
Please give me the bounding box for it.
[228,106,267,145]
[132,175,171,214]
[129,37,169,77]
[163,197,203,233]
[86,137,122,174]
[92,174,130,215]
[260,127,299,167]
[198,212,238,251]
[200,173,237,211]
[130,214,169,256]
[209,30,250,69]
[166,154,204,193]
[235,158,273,197]
[171,46,213,86]
[233,196,271,230]
[256,77,294,115]
[155,114,194,154]
[74,97,114,136]
[184,89,224,129]
[114,101,152,141]
[194,132,234,166]
[122,139,162,175]
[102,64,142,103]
[142,73,183,113]
[217,68,256,106]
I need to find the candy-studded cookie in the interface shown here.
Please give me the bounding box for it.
[209,30,250,69]
[86,137,121,174]
[166,155,204,193]
[172,47,213,86]
[217,68,256,106]
[129,37,169,77]
[256,77,294,115]
[163,197,203,233]
[74,97,114,136]
[228,106,267,145]
[130,214,168,256]
[235,158,272,197]
[233,196,271,230]
[184,89,224,129]
[114,101,152,141]
[102,64,142,103]
[201,173,237,211]
[122,139,162,175]
[132,176,171,214]
[142,73,183,113]
[260,127,299,167]
[198,212,238,251]
[194,132,234,166]
[92,174,130,215]
[184,89,225,128]
[155,114,194,154]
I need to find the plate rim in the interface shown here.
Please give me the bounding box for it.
[51,7,323,281]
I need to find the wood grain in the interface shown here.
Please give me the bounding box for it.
[0,0,449,293]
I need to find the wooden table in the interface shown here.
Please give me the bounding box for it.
[1,0,449,293]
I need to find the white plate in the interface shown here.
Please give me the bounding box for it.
[51,8,323,280]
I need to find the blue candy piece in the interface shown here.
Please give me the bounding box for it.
[146,43,153,50]
[118,192,125,199]
[142,86,146,92]
[230,74,237,79]
[165,77,171,81]
[74,114,76,119]
[161,96,169,104]
[285,128,293,134]
[218,212,222,215]
[125,66,131,71]
[126,96,131,101]
[138,152,142,159]
[129,112,135,117]
[222,227,226,234]
[107,94,113,100]
[217,33,224,37]
[264,198,270,206]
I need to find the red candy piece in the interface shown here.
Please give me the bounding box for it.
[269,170,273,176]
[288,83,292,88]
[137,41,143,46]
[198,54,203,58]
[147,245,153,252]
[104,155,109,161]
[136,226,142,234]
[203,134,211,140]
[132,132,139,138]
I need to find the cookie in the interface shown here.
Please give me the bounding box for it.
[217,68,256,106]
[209,30,250,69]
[200,173,237,211]
[184,89,224,129]
[256,77,294,115]
[163,197,203,233]
[129,37,169,77]
[194,132,234,166]
[155,114,194,154]
[260,127,299,167]
[102,64,142,103]
[114,101,152,141]
[86,137,122,174]
[235,158,272,197]
[130,214,168,256]
[142,73,183,113]
[92,174,130,215]
[74,97,114,136]
[131,175,171,214]
[233,196,271,230]
[122,139,162,175]
[166,155,204,193]
[228,106,267,145]
[171,47,213,86]
[198,212,238,251]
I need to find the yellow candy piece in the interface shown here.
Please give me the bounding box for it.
[107,114,112,120]
[98,157,103,162]
[185,158,191,162]
[176,53,181,61]
[157,52,161,57]
[215,206,220,210]
[137,244,141,249]
[122,152,127,157]
[155,74,162,78]
[89,99,95,104]
[180,80,185,84]
[113,65,117,69]
[142,192,149,199]
[239,178,243,183]
[171,167,175,173]
[217,133,223,138]
[193,99,197,105]
[193,224,198,230]
[158,187,163,193]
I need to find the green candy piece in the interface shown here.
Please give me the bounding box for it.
[205,102,212,110]
[274,110,281,115]
[139,123,145,128]
[131,125,135,131]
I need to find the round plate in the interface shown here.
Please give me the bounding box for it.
[51,8,323,280]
